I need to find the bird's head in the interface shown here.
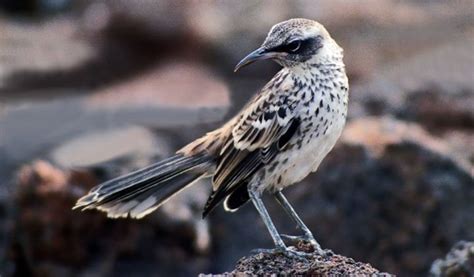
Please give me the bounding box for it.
[235,18,342,72]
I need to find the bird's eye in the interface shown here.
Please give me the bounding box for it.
[287,40,301,52]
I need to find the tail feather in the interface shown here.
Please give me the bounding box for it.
[99,173,203,219]
[74,153,213,218]
[86,155,192,199]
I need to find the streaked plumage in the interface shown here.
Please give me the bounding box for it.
[74,18,348,256]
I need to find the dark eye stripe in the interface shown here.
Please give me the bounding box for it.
[270,40,305,53]
[269,37,321,54]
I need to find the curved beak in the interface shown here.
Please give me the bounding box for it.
[234,47,280,72]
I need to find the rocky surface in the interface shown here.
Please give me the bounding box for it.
[430,241,474,277]
[209,243,392,276]
[5,160,212,276]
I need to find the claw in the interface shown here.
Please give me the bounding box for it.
[284,248,313,259]
[281,234,324,255]
[306,239,324,255]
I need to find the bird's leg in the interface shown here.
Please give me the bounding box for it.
[274,190,323,254]
[248,187,285,249]
[248,187,311,259]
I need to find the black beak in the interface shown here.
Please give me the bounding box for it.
[234,47,279,72]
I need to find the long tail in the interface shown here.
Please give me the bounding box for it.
[73,153,214,219]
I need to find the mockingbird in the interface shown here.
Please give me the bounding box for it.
[74,18,348,257]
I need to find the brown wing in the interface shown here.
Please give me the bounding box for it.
[202,87,300,217]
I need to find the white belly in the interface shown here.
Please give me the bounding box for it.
[261,117,346,192]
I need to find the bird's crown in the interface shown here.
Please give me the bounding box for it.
[262,18,330,50]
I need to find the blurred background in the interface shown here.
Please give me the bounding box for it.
[0,0,473,276]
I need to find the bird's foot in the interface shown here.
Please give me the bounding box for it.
[281,234,324,255]
[250,246,313,260]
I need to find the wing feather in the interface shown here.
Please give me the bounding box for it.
[202,83,300,217]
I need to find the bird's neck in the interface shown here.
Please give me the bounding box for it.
[284,52,349,114]
[288,42,345,81]
[288,54,346,86]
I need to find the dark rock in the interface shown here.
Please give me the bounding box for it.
[300,117,473,275]
[203,242,392,276]
[0,0,70,15]
[6,160,213,276]
[430,241,474,277]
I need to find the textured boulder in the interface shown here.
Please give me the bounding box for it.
[298,117,473,275]
[430,241,474,277]
[207,243,392,276]
[6,160,212,276]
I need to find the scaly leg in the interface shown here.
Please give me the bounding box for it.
[248,187,311,258]
[274,190,323,254]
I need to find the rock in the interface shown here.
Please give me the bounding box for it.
[350,39,474,167]
[0,6,202,98]
[7,160,213,276]
[0,0,70,15]
[441,131,474,166]
[430,241,474,277]
[50,126,164,168]
[351,38,474,126]
[208,117,473,276]
[203,243,392,276]
[0,62,229,169]
[86,62,230,117]
[0,17,93,92]
[303,117,473,275]
[91,0,190,38]
[158,180,212,254]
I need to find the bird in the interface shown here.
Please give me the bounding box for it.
[74,18,348,257]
